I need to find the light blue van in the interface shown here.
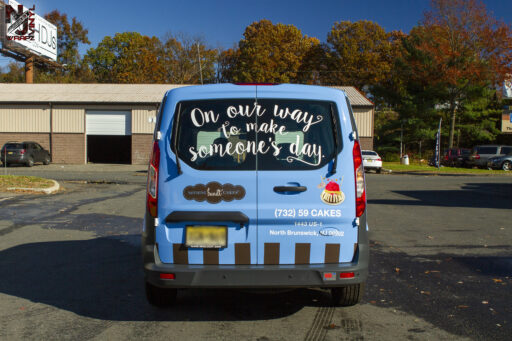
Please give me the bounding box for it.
[142,84,369,306]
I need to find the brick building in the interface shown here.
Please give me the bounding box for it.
[0,84,374,164]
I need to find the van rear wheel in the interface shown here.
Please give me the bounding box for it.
[145,282,177,307]
[331,283,365,306]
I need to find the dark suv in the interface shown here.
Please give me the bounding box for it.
[0,142,51,167]
[442,148,471,167]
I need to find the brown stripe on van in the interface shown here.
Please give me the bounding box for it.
[173,244,188,264]
[295,243,311,264]
[324,243,340,263]
[264,243,280,265]
[235,243,250,265]
[203,249,219,265]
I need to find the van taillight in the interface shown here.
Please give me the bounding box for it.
[20,149,25,155]
[353,140,366,217]
[147,141,160,217]
[474,154,480,160]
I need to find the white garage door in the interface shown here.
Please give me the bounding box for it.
[86,110,132,136]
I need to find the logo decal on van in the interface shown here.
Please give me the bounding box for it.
[318,177,344,205]
[183,182,246,204]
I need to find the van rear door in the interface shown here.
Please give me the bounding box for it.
[158,97,259,265]
[255,97,359,265]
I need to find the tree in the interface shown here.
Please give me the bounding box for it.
[161,33,217,84]
[323,20,393,89]
[418,0,512,148]
[85,32,165,83]
[221,19,319,83]
[0,62,24,83]
[38,10,91,82]
[217,47,240,83]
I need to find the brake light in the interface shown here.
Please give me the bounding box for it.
[147,141,160,217]
[353,140,366,217]
[474,154,480,160]
[159,273,175,280]
[376,158,382,162]
[340,272,355,279]
[20,149,26,155]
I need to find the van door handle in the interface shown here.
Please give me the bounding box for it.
[273,186,307,193]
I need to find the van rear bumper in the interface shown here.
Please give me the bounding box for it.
[144,242,368,289]
[145,261,367,289]
[143,211,370,289]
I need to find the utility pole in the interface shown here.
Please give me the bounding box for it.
[400,121,403,159]
[25,55,34,83]
[197,43,203,85]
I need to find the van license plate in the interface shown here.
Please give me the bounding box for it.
[186,226,227,248]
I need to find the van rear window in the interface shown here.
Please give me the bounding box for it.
[175,99,339,170]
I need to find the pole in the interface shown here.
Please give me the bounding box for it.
[197,43,203,85]
[437,118,442,169]
[25,56,34,83]
[400,121,403,159]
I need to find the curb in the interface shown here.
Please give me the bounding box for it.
[7,180,60,194]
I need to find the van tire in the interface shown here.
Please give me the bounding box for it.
[145,282,177,307]
[26,158,34,167]
[43,156,50,165]
[331,283,365,306]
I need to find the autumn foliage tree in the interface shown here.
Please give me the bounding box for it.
[411,0,512,148]
[323,20,394,89]
[38,10,91,82]
[161,33,217,84]
[220,20,319,83]
[85,32,165,83]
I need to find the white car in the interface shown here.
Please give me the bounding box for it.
[362,150,382,173]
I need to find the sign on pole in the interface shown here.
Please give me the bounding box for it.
[0,0,57,61]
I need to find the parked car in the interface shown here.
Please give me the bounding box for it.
[487,152,512,171]
[466,145,512,168]
[143,84,369,307]
[362,150,382,173]
[442,148,471,167]
[0,141,51,167]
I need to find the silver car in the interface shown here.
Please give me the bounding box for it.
[487,152,512,171]
[468,145,512,168]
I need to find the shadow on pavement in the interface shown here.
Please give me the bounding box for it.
[0,236,330,322]
[368,182,512,209]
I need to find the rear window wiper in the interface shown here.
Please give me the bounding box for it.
[330,103,339,175]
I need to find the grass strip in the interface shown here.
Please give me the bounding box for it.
[383,162,511,175]
[0,175,54,191]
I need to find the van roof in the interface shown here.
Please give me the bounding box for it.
[165,84,349,103]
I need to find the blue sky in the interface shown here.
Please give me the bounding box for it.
[1,0,512,67]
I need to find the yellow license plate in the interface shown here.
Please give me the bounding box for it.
[8,152,13,155]
[186,226,227,248]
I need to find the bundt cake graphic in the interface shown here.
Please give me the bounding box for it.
[321,181,345,205]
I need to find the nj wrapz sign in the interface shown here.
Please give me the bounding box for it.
[1,1,57,61]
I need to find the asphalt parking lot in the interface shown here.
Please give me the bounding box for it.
[0,166,511,340]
